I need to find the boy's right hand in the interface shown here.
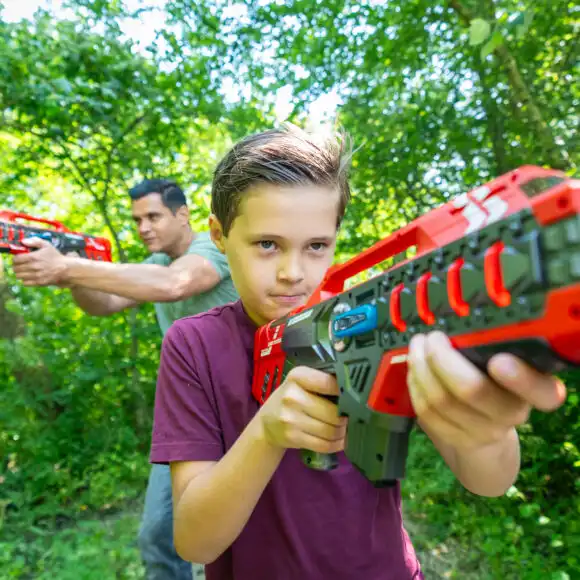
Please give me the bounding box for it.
[258,366,347,454]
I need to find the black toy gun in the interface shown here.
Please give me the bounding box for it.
[0,210,112,261]
[251,165,580,486]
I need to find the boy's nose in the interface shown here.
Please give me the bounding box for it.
[277,254,305,284]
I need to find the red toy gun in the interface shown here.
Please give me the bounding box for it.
[0,210,112,262]
[252,165,580,486]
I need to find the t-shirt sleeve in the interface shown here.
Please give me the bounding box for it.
[190,242,231,281]
[150,321,224,464]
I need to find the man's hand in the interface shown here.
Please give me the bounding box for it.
[407,331,567,452]
[12,237,69,286]
[258,366,348,454]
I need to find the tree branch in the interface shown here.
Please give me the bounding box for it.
[446,0,571,170]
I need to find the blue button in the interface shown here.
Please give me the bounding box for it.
[30,232,52,241]
[332,304,378,338]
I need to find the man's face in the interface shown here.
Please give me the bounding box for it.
[131,193,187,253]
[210,183,340,327]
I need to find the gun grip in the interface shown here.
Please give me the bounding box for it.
[301,449,339,471]
[300,394,340,472]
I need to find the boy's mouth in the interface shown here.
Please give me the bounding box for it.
[270,294,306,306]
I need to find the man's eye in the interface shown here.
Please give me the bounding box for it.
[310,242,328,251]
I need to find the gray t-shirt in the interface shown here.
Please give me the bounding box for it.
[145,231,239,335]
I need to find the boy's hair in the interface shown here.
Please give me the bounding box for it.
[128,179,187,214]
[211,124,353,235]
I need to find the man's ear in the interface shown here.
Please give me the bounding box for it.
[209,214,226,253]
[176,205,190,225]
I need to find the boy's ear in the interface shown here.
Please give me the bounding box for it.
[208,214,226,253]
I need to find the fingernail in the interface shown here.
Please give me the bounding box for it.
[492,355,519,380]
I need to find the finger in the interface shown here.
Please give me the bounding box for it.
[12,253,35,265]
[408,334,471,432]
[21,237,52,249]
[287,366,340,396]
[281,384,345,427]
[409,368,516,448]
[423,331,527,425]
[292,410,347,443]
[294,430,346,454]
[487,354,567,412]
[13,267,39,280]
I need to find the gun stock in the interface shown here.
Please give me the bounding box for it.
[0,210,112,262]
[252,165,580,486]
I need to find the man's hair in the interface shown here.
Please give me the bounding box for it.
[211,124,353,235]
[128,179,187,214]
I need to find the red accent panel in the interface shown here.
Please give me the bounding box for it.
[367,349,414,417]
[447,258,469,316]
[416,272,435,325]
[390,283,407,332]
[484,241,511,307]
[251,320,288,404]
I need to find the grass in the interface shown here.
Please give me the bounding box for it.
[0,499,488,580]
[0,506,145,580]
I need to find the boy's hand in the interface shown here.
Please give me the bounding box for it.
[12,237,68,286]
[407,331,567,452]
[259,366,348,454]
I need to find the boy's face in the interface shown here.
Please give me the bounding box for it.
[210,183,340,327]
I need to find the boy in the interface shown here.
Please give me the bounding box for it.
[150,125,567,579]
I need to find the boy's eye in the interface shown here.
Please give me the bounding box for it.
[310,242,328,252]
[258,240,276,250]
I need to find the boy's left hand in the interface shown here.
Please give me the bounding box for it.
[407,331,567,452]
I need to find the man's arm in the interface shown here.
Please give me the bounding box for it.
[12,237,224,308]
[61,252,222,303]
[66,286,139,316]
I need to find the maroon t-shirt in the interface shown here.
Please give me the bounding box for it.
[150,299,423,580]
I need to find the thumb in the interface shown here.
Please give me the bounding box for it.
[22,236,52,249]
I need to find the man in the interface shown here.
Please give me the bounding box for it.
[12,179,239,579]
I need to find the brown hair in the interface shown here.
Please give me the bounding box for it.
[210,123,353,235]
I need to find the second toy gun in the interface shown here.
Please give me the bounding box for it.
[252,165,580,486]
[0,210,112,261]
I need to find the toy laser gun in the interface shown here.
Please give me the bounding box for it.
[0,210,112,261]
[252,166,579,486]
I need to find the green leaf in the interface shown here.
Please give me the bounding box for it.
[469,18,491,46]
[480,30,504,59]
[511,10,535,39]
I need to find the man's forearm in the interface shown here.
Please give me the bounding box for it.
[68,285,124,316]
[62,257,181,302]
[173,414,286,564]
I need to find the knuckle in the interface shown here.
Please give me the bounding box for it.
[427,386,451,411]
[513,406,530,426]
[458,378,487,406]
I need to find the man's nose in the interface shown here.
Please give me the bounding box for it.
[277,253,305,283]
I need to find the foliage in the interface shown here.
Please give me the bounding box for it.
[0,0,578,578]
[0,505,146,579]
